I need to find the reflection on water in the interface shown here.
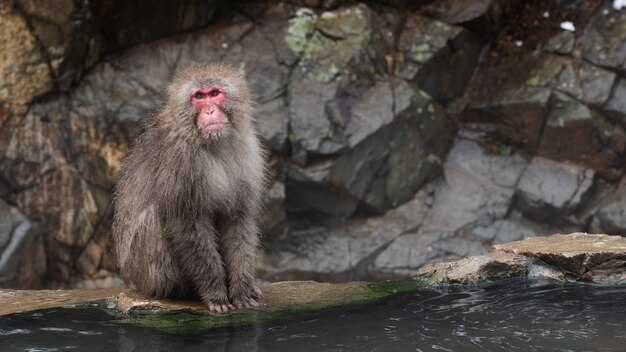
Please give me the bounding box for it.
[1,280,626,351]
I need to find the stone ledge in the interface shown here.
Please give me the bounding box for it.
[417,233,626,285]
[0,280,422,317]
[2,233,624,331]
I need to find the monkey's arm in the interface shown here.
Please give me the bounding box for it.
[164,219,234,314]
[219,207,261,309]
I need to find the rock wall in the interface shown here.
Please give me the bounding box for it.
[1,0,625,287]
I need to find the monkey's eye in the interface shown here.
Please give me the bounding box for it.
[194,92,204,99]
[210,90,220,97]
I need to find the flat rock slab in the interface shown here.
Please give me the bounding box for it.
[0,288,123,316]
[494,233,626,283]
[0,281,422,320]
[493,233,626,254]
[115,281,400,315]
[417,233,626,285]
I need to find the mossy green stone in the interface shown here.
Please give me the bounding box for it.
[121,280,426,334]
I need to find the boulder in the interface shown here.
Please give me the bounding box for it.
[369,138,529,278]
[0,3,53,105]
[284,6,477,151]
[394,11,484,103]
[416,253,527,284]
[591,182,626,236]
[418,138,528,234]
[602,78,626,124]
[1,99,114,281]
[261,187,431,281]
[464,215,553,245]
[465,53,616,148]
[286,4,399,158]
[0,200,46,289]
[578,2,626,71]
[286,83,450,215]
[417,233,626,285]
[538,92,624,179]
[16,0,101,90]
[515,157,594,221]
[495,233,626,284]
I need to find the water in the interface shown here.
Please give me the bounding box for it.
[1,281,626,351]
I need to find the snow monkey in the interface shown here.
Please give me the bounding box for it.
[112,63,264,314]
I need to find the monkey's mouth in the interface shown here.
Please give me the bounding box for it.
[199,122,226,134]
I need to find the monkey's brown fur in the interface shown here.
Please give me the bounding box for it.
[112,63,265,314]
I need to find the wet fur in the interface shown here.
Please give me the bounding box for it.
[112,63,265,312]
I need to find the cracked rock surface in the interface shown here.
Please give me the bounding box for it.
[2,0,626,287]
[418,233,626,285]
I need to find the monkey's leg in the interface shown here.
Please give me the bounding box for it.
[220,212,260,309]
[166,220,235,314]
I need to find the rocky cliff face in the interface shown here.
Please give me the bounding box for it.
[1,0,625,288]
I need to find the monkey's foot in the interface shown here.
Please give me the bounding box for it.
[206,300,236,314]
[229,284,261,310]
[231,295,259,310]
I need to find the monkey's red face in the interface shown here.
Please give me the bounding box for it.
[190,86,227,135]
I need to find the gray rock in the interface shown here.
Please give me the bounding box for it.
[578,4,626,70]
[465,216,550,245]
[0,3,53,104]
[6,0,626,289]
[417,233,626,285]
[260,181,287,236]
[543,30,575,54]
[75,241,104,276]
[288,76,339,156]
[594,183,626,235]
[0,200,46,289]
[286,4,391,157]
[465,54,616,146]
[603,78,626,122]
[421,138,528,234]
[494,233,626,284]
[545,92,593,127]
[466,83,551,146]
[344,80,402,148]
[1,100,69,189]
[257,98,290,152]
[416,254,527,285]
[285,4,473,158]
[369,139,528,278]
[1,97,121,281]
[515,157,594,220]
[17,0,100,90]
[371,232,450,279]
[576,61,616,105]
[536,92,621,175]
[395,14,483,103]
[261,188,431,281]
[288,83,454,216]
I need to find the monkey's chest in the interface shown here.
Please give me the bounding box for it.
[196,160,246,211]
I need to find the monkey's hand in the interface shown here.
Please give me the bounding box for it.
[230,285,261,310]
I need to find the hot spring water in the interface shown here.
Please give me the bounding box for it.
[1,280,625,351]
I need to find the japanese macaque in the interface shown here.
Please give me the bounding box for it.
[112,63,265,314]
